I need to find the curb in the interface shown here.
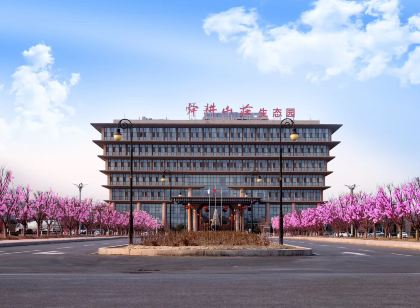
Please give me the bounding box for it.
[287,236,420,251]
[98,244,312,257]
[0,236,126,248]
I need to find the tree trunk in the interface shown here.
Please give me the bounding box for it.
[416,228,419,241]
[37,220,41,237]
[2,221,6,238]
[399,225,403,240]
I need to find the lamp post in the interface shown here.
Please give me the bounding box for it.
[278,118,299,245]
[345,184,357,237]
[113,119,134,245]
[254,175,263,233]
[73,182,87,235]
[160,170,172,230]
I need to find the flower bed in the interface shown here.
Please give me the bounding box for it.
[140,231,271,247]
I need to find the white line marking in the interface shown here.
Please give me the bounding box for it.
[0,250,34,255]
[33,251,64,255]
[391,253,412,257]
[338,246,346,249]
[320,244,329,247]
[57,246,72,249]
[342,252,368,256]
[358,249,374,252]
[83,244,93,247]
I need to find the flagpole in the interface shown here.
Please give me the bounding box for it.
[208,188,210,231]
[220,188,223,230]
[214,187,216,231]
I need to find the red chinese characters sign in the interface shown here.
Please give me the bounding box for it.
[185,103,296,120]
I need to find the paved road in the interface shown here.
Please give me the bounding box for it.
[0,238,420,307]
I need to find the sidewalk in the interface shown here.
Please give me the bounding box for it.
[286,236,420,251]
[0,236,126,248]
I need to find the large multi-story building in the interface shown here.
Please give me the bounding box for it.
[92,117,341,231]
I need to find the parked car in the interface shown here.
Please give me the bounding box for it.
[93,229,104,236]
[338,232,350,237]
[368,231,385,237]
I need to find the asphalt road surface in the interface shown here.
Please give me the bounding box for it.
[1,237,420,307]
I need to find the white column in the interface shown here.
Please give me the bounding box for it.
[193,208,198,232]
[235,208,240,232]
[265,203,270,225]
[187,207,192,232]
[161,202,167,228]
[240,209,245,231]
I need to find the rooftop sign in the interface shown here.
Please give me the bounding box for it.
[186,103,295,120]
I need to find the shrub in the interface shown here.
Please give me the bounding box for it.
[141,231,270,247]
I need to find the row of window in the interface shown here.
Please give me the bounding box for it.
[104,127,331,141]
[106,159,326,171]
[111,189,322,201]
[105,144,329,156]
[109,174,325,186]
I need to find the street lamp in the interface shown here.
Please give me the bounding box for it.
[113,119,134,245]
[73,182,87,235]
[160,170,172,230]
[345,184,357,237]
[278,118,299,245]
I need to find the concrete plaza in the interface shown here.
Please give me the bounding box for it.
[0,238,419,307]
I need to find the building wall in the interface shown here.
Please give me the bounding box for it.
[92,120,340,226]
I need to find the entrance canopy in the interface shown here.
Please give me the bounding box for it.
[172,196,260,206]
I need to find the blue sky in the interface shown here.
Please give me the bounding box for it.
[0,0,419,200]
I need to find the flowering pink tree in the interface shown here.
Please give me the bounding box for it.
[59,197,83,236]
[0,187,22,237]
[16,186,32,235]
[134,210,160,232]
[93,202,108,235]
[404,179,420,240]
[0,168,13,236]
[44,193,61,236]
[31,191,55,237]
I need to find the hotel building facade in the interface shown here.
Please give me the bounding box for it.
[92,117,341,231]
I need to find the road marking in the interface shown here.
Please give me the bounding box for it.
[57,246,72,249]
[358,249,374,252]
[33,251,64,255]
[312,253,320,256]
[338,246,346,249]
[320,244,330,247]
[342,252,368,256]
[0,250,35,255]
[83,244,93,247]
[391,253,413,257]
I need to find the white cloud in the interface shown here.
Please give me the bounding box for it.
[22,44,54,69]
[398,46,420,85]
[203,0,420,84]
[203,7,257,42]
[70,73,80,86]
[8,43,79,131]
